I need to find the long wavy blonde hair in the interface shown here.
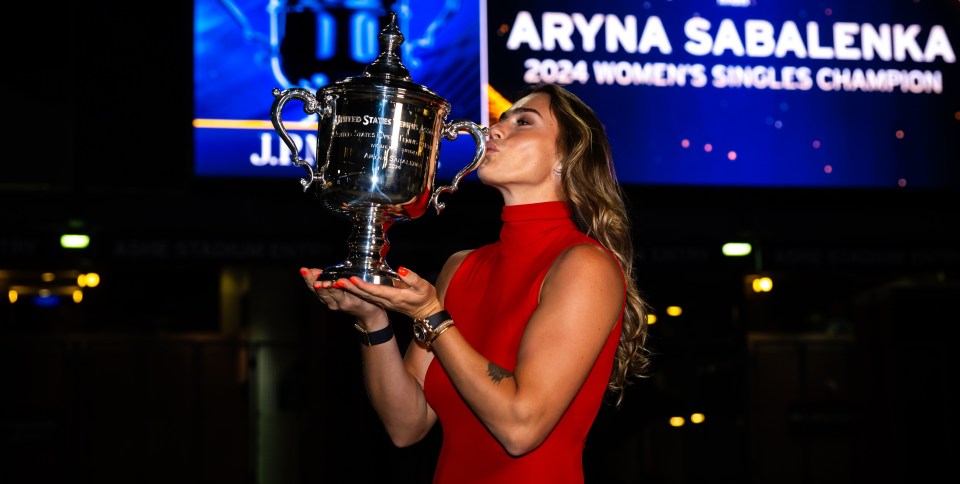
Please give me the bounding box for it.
[521,83,651,406]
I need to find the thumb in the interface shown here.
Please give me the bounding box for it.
[396,266,423,290]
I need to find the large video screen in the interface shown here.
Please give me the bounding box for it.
[194,0,959,189]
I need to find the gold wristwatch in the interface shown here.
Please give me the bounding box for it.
[412,310,455,346]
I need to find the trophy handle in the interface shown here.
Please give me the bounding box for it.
[430,121,489,214]
[270,87,330,191]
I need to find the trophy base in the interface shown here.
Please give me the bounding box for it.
[318,263,407,287]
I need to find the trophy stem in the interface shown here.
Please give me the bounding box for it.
[320,204,400,286]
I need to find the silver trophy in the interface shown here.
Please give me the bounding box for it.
[270,12,486,286]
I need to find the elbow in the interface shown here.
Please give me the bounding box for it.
[385,424,431,449]
[494,401,556,456]
[499,427,548,457]
[389,434,420,449]
[496,412,552,456]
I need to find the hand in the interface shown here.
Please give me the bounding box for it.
[300,267,385,323]
[339,266,444,320]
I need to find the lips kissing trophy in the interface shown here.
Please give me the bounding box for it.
[270,13,487,287]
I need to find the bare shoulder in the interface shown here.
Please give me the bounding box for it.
[554,243,621,278]
[446,249,474,267]
[436,249,475,300]
[538,243,623,333]
[543,243,623,296]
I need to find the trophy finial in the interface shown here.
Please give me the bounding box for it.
[363,12,412,81]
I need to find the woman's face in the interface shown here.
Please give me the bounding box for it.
[478,92,564,202]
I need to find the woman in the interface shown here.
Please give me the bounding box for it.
[300,83,650,483]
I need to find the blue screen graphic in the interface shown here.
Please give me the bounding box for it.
[195,0,960,189]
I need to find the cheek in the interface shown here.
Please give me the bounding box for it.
[516,142,556,175]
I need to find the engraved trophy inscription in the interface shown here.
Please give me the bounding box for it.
[270,12,486,286]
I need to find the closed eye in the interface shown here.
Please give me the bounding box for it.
[498,106,543,126]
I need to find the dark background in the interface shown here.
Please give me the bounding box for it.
[1,2,957,483]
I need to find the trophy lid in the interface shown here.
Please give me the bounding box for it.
[324,12,449,109]
[363,12,412,81]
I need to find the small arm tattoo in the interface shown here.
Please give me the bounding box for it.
[487,362,513,384]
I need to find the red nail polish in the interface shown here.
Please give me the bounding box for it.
[397,266,409,277]
[313,282,322,289]
[300,268,308,276]
[333,281,345,288]
[349,276,361,284]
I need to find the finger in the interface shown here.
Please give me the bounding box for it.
[301,267,326,287]
[337,277,392,307]
[395,266,427,294]
[344,276,388,298]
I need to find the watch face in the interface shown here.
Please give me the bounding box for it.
[413,323,428,343]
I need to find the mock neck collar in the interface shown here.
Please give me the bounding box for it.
[499,201,576,255]
[501,201,572,223]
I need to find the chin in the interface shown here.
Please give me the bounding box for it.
[476,164,491,183]
[477,165,505,185]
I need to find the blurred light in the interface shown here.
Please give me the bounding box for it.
[60,234,90,249]
[647,314,657,325]
[751,276,774,293]
[39,289,52,297]
[85,273,100,288]
[727,151,737,161]
[73,290,83,303]
[669,416,686,427]
[703,143,713,152]
[722,242,752,256]
[8,290,17,303]
[42,272,56,282]
[78,274,86,287]
[690,413,705,424]
[666,306,682,317]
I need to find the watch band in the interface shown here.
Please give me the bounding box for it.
[354,323,394,347]
[419,310,452,328]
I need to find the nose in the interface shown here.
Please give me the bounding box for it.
[487,122,504,139]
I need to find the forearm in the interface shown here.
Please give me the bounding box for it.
[357,315,434,447]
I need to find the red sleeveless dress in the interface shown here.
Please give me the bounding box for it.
[423,201,624,483]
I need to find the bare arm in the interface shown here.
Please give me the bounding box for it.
[342,244,623,455]
[361,250,472,446]
[303,250,472,447]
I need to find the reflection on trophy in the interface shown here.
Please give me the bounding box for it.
[270,12,487,286]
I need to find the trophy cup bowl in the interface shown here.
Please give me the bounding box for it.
[270,12,486,286]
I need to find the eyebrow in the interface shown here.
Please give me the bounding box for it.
[499,106,543,122]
